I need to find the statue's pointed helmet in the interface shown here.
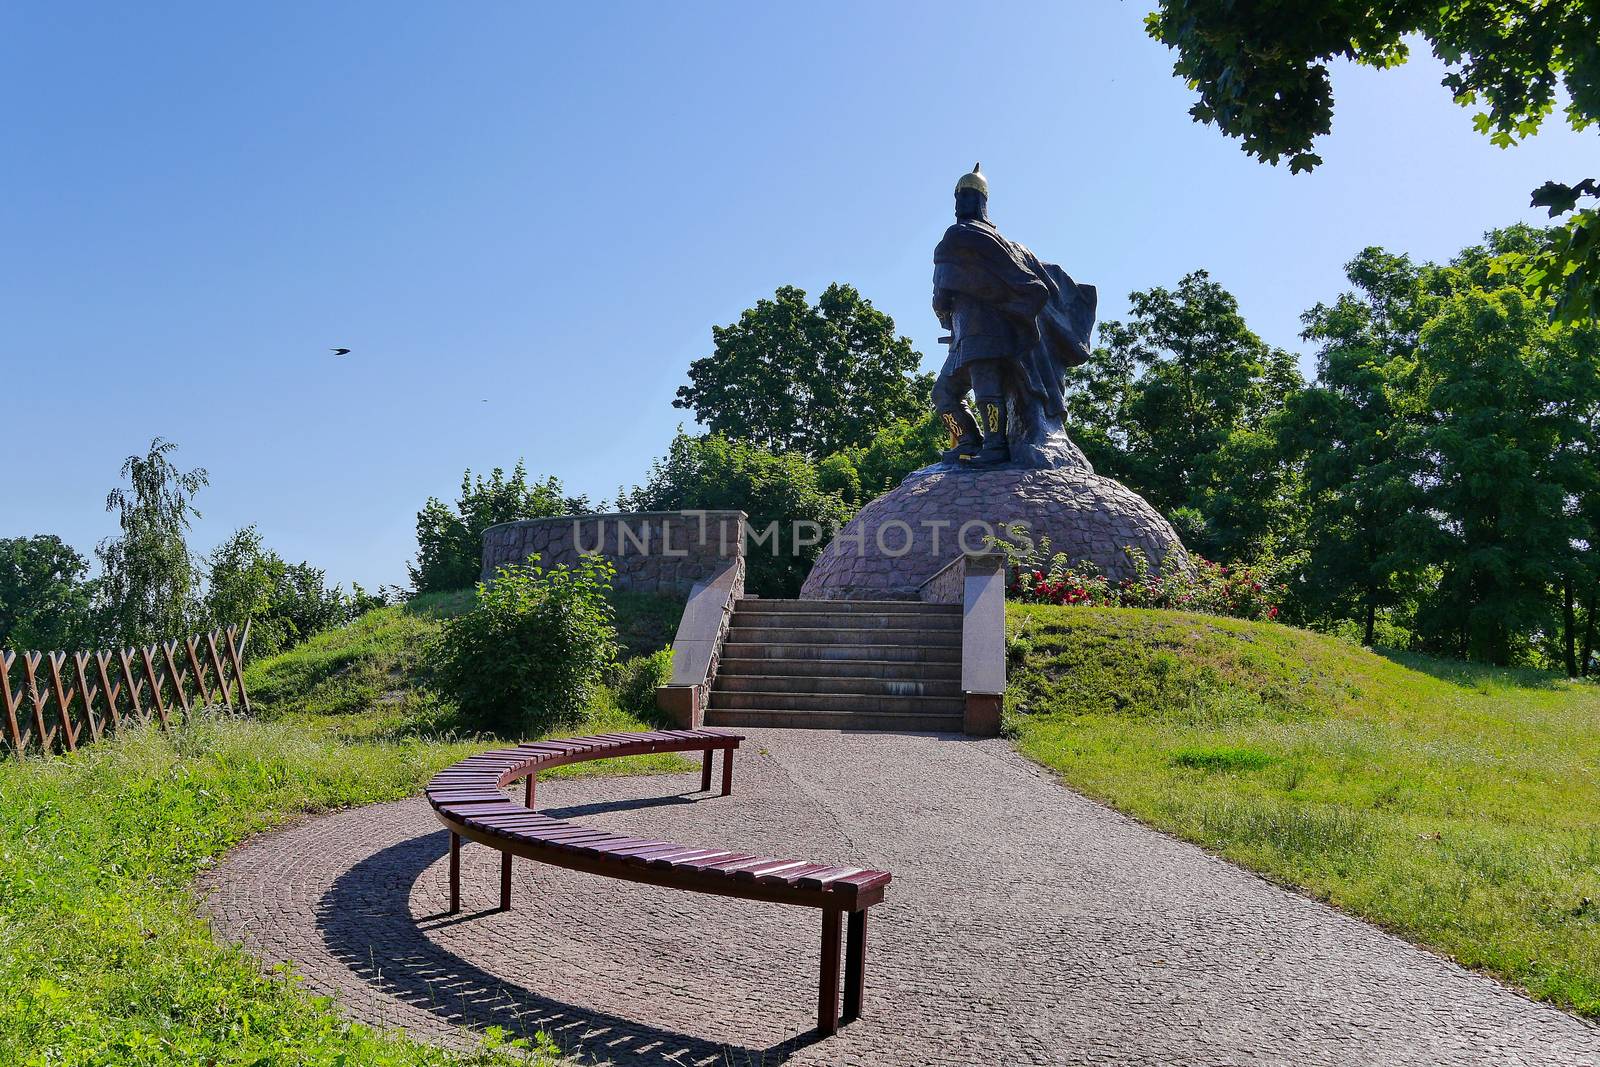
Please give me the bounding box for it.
[955,162,987,197]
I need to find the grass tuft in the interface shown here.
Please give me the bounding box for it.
[1170,745,1275,772]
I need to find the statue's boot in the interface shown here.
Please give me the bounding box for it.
[973,396,1011,466]
[940,407,982,462]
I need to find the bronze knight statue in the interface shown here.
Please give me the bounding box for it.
[932,164,1098,469]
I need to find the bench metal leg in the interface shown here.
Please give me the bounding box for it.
[701,749,713,792]
[448,831,461,914]
[721,747,734,796]
[499,850,512,911]
[843,908,866,1021]
[818,907,842,1036]
[524,774,535,809]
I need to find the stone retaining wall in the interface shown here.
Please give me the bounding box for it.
[481,510,746,597]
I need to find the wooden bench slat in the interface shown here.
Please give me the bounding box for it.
[648,847,734,869]
[703,854,779,873]
[621,842,699,863]
[429,790,510,803]
[796,865,865,889]
[533,827,617,844]
[627,845,711,866]
[764,861,837,885]
[734,858,811,882]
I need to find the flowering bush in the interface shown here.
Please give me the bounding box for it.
[991,531,1283,623]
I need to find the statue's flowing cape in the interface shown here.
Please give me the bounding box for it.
[933,219,1097,416]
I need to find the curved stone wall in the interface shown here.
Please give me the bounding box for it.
[481,510,746,596]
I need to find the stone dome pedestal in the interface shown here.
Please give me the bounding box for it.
[799,464,1188,601]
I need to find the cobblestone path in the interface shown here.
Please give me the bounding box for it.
[199,729,1600,1065]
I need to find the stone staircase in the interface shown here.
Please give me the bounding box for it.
[703,599,965,732]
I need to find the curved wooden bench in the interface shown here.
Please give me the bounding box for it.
[425,728,891,1036]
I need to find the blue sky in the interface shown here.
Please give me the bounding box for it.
[2,3,1591,591]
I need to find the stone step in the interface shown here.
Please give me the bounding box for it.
[707,683,968,714]
[712,672,963,698]
[726,625,963,648]
[721,641,962,664]
[715,656,961,682]
[731,610,961,631]
[738,598,959,616]
[702,707,965,732]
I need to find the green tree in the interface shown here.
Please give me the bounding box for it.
[1067,271,1304,561]
[204,526,353,657]
[1414,287,1569,663]
[96,437,208,645]
[1145,0,1600,322]
[618,432,852,596]
[816,411,945,507]
[1288,248,1435,645]
[674,283,929,458]
[1406,230,1600,665]
[408,462,589,595]
[0,535,98,651]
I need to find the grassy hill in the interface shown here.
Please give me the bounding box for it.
[1007,604,1600,1018]
[246,588,685,743]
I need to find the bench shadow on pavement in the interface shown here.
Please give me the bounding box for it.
[316,823,809,1066]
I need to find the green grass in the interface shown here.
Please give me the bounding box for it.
[1,593,692,1064]
[1006,604,1600,1017]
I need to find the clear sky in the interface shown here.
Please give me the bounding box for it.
[2,3,1590,591]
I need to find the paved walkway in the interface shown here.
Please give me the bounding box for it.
[200,729,1600,1065]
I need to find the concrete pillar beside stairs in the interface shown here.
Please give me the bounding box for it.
[919,552,1007,737]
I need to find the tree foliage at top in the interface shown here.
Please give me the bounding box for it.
[1146,0,1600,321]
[409,462,589,596]
[1065,270,1304,561]
[674,283,930,459]
[617,432,851,597]
[96,437,208,645]
[1283,226,1600,667]
[1411,230,1600,664]
[1287,248,1434,646]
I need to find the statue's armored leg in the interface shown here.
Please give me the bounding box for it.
[940,408,982,462]
[969,361,1011,466]
[931,362,981,462]
[974,395,1010,465]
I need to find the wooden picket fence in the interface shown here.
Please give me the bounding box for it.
[0,623,251,759]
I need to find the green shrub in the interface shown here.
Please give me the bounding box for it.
[609,647,674,718]
[426,557,618,735]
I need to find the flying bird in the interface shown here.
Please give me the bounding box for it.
[330,348,351,356]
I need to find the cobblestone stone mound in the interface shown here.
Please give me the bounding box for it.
[800,465,1188,600]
